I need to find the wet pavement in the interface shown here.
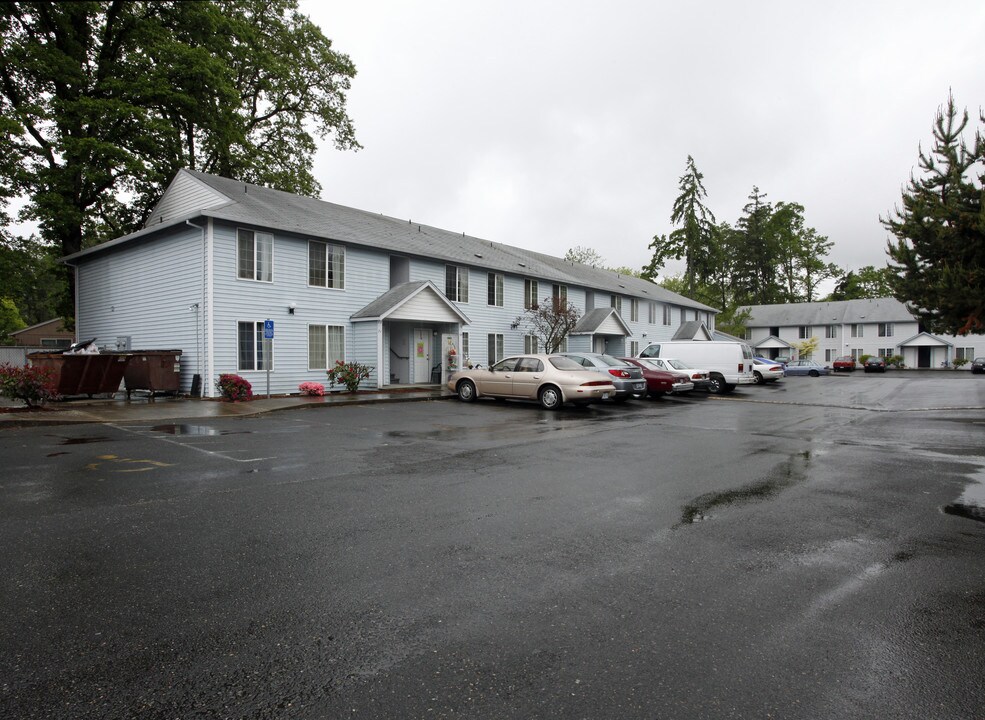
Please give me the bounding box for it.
[1,372,984,719]
[0,385,455,426]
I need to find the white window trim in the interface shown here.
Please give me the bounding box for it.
[237,320,274,371]
[307,323,346,371]
[307,240,346,290]
[236,228,274,283]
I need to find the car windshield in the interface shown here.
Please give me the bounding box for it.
[636,359,662,371]
[549,356,584,371]
[666,359,690,370]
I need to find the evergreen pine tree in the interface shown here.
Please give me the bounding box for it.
[883,94,984,335]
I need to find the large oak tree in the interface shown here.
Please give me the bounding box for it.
[0,0,360,318]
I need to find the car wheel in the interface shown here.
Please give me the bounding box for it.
[538,385,562,410]
[809,370,819,377]
[754,371,765,385]
[456,379,477,402]
[707,373,726,394]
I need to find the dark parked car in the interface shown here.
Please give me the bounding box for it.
[832,355,857,372]
[622,358,694,398]
[971,357,985,374]
[864,356,887,373]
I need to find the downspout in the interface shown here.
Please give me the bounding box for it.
[186,219,207,396]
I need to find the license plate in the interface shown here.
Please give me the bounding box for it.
[601,392,610,399]
[633,382,645,390]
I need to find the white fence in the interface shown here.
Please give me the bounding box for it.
[0,347,47,366]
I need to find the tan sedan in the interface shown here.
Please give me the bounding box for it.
[447,354,617,409]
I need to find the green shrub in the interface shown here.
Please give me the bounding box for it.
[953,357,969,369]
[0,363,60,407]
[215,373,253,401]
[326,360,373,392]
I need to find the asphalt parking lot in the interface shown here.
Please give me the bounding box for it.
[1,372,984,719]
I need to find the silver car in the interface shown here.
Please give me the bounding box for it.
[557,352,647,402]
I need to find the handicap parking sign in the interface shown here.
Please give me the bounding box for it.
[264,319,274,339]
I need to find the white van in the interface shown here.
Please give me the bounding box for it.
[638,340,757,394]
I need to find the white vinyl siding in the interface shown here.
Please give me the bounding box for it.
[237,228,273,282]
[308,325,345,370]
[308,241,345,289]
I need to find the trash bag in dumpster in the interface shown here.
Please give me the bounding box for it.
[29,345,131,397]
[124,350,182,398]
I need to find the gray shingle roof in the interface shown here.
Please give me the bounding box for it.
[741,298,915,326]
[68,169,716,313]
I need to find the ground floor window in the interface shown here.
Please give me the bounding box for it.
[629,340,640,357]
[237,321,272,371]
[487,334,504,365]
[308,324,345,370]
[851,348,864,359]
[878,348,894,358]
[524,335,539,353]
[955,347,975,360]
[825,349,835,361]
[462,332,470,363]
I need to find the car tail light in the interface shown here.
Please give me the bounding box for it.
[580,380,611,387]
[608,369,631,378]
[738,364,744,372]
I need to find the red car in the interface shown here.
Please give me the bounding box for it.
[832,355,857,372]
[622,358,695,398]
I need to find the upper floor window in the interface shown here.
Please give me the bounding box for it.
[446,265,469,303]
[552,283,567,311]
[648,302,656,324]
[525,279,539,309]
[630,298,639,322]
[769,326,780,337]
[611,295,623,316]
[851,324,863,338]
[487,273,504,307]
[308,241,345,289]
[662,305,672,326]
[878,322,894,337]
[798,325,811,339]
[825,325,837,339]
[237,229,273,282]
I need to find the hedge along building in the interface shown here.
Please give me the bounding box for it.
[64,169,718,397]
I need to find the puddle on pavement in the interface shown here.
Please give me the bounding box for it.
[942,466,985,523]
[679,450,810,525]
[56,436,111,445]
[151,424,251,436]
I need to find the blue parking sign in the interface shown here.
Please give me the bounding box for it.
[263,319,274,339]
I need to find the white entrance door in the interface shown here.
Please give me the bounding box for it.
[413,328,431,382]
[594,336,607,353]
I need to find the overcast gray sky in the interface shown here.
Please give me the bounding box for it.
[301,0,985,287]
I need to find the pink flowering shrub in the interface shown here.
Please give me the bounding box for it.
[215,373,253,401]
[298,381,325,396]
[0,363,60,407]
